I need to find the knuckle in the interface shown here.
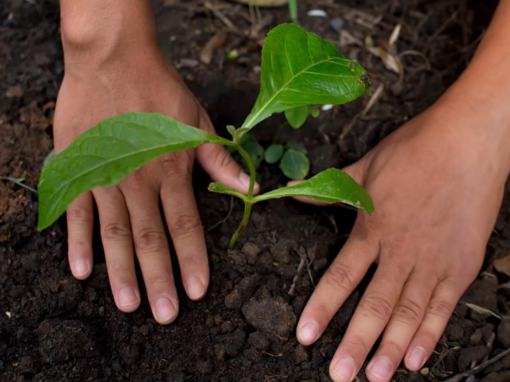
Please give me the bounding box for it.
[324,263,357,293]
[392,298,423,325]
[358,293,394,322]
[158,152,191,176]
[170,214,201,237]
[380,340,404,356]
[102,222,132,241]
[341,336,368,355]
[67,205,92,223]
[146,274,174,293]
[213,147,235,170]
[135,229,167,254]
[427,299,454,319]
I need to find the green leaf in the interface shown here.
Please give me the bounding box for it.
[241,139,265,169]
[242,23,370,129]
[208,182,247,201]
[265,144,284,164]
[226,125,236,138]
[38,112,214,231]
[287,139,307,154]
[285,106,309,129]
[253,168,374,214]
[280,149,309,180]
[310,107,320,118]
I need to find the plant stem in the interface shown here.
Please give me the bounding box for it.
[227,141,257,249]
[228,201,252,249]
[272,121,288,144]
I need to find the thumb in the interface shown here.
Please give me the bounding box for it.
[196,109,259,195]
[287,160,366,206]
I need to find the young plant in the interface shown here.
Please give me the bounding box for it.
[37,24,374,249]
[265,105,320,180]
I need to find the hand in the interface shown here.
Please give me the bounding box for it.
[54,41,255,324]
[293,103,510,381]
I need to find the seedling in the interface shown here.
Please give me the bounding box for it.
[37,24,374,249]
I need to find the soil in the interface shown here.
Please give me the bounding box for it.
[1,0,510,381]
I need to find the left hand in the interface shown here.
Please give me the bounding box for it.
[292,103,509,381]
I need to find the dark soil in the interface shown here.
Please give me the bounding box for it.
[1,0,510,381]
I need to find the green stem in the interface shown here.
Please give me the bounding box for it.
[228,201,252,249]
[272,121,288,144]
[227,140,257,249]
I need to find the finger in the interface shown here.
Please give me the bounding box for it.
[297,218,379,346]
[195,107,259,195]
[365,272,437,382]
[67,192,94,279]
[94,186,140,313]
[404,277,462,371]
[161,173,209,302]
[329,258,412,382]
[120,178,178,325]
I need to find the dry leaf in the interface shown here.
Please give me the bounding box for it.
[465,302,502,319]
[200,32,228,65]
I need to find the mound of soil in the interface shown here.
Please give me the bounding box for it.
[1,0,509,381]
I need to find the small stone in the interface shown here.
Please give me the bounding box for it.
[469,328,484,346]
[458,345,490,372]
[295,345,309,364]
[220,321,235,334]
[493,254,510,282]
[497,317,510,348]
[248,331,270,351]
[18,356,36,376]
[242,242,261,264]
[222,329,246,357]
[228,250,246,266]
[242,296,296,339]
[419,368,429,376]
[330,17,344,32]
[313,258,328,271]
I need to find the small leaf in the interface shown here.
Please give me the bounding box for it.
[265,144,284,164]
[285,106,309,129]
[38,112,213,231]
[226,125,236,137]
[208,182,247,201]
[241,139,265,169]
[310,107,320,118]
[280,149,309,180]
[242,23,370,129]
[253,168,374,214]
[234,127,250,142]
[287,139,307,154]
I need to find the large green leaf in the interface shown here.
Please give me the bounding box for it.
[242,23,370,129]
[38,112,218,230]
[253,168,374,214]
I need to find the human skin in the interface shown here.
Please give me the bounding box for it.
[56,0,510,380]
[57,0,259,325]
[292,0,510,381]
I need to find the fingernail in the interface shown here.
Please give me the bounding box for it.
[186,276,205,300]
[72,259,89,277]
[118,287,139,307]
[332,357,355,381]
[299,322,320,344]
[239,172,251,189]
[368,356,393,380]
[155,297,177,323]
[408,346,427,370]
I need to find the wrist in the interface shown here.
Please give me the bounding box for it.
[60,0,158,71]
